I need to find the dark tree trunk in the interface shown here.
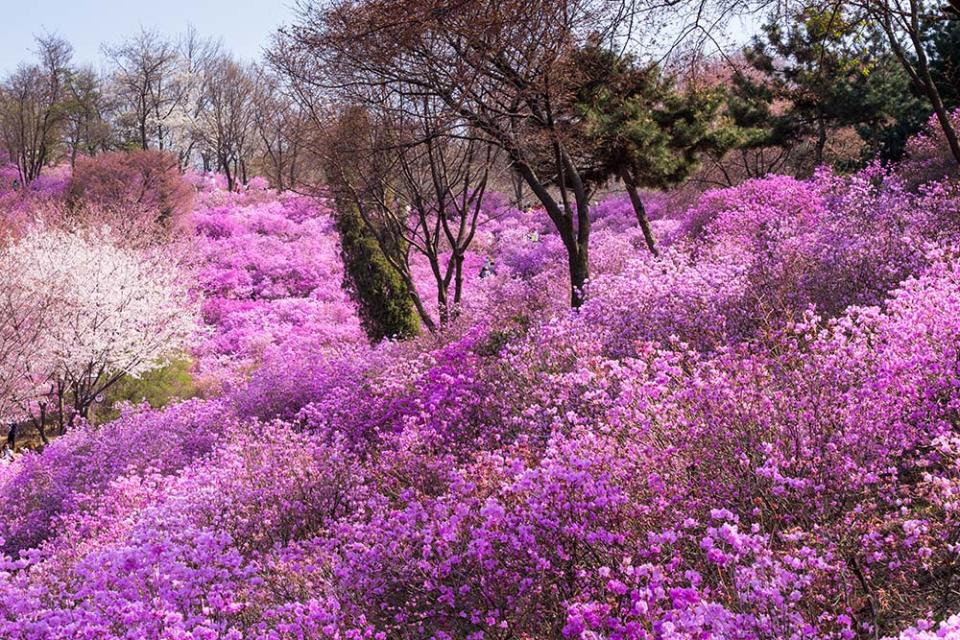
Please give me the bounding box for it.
[5,423,17,452]
[512,170,525,208]
[437,279,449,327]
[139,104,149,150]
[56,381,67,435]
[815,114,827,167]
[621,170,659,257]
[223,157,235,192]
[408,286,437,333]
[510,154,591,308]
[452,254,464,321]
[32,404,49,445]
[568,246,589,308]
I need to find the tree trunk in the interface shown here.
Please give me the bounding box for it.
[452,254,464,322]
[568,246,589,308]
[139,108,149,150]
[56,381,66,435]
[224,159,235,192]
[815,114,827,168]
[5,423,16,452]
[408,286,437,333]
[437,282,449,327]
[512,170,525,208]
[288,150,299,190]
[511,155,590,308]
[33,404,49,445]
[561,148,592,309]
[621,170,659,257]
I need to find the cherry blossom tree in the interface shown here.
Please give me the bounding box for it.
[0,228,196,431]
[0,257,52,448]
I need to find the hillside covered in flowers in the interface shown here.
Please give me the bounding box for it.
[0,107,959,640]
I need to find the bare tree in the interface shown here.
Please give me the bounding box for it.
[0,35,73,183]
[324,102,495,330]
[63,66,113,165]
[252,69,309,190]
[274,0,649,307]
[196,55,257,190]
[104,29,184,151]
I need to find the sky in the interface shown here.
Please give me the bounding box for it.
[0,0,764,76]
[0,0,296,74]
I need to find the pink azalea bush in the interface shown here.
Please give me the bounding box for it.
[68,150,196,233]
[900,109,960,186]
[189,189,365,389]
[2,142,960,639]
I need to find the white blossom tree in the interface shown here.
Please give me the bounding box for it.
[0,256,53,448]
[0,228,196,433]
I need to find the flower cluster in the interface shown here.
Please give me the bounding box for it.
[2,143,960,639]
[189,189,366,388]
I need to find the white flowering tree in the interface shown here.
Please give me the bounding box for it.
[0,228,196,433]
[0,257,52,444]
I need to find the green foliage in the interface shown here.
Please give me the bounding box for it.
[732,7,928,165]
[331,195,420,342]
[571,45,736,191]
[928,20,960,111]
[855,63,930,163]
[93,358,199,424]
[320,104,421,342]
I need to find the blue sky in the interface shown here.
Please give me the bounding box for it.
[0,1,763,75]
[0,0,296,73]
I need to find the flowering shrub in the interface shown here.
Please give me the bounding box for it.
[190,190,365,388]
[2,138,960,639]
[69,150,195,233]
[0,399,230,554]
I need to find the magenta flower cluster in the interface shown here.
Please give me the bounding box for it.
[189,187,366,391]
[2,148,960,639]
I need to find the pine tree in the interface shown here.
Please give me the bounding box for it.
[732,7,926,168]
[928,19,960,111]
[571,45,736,255]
